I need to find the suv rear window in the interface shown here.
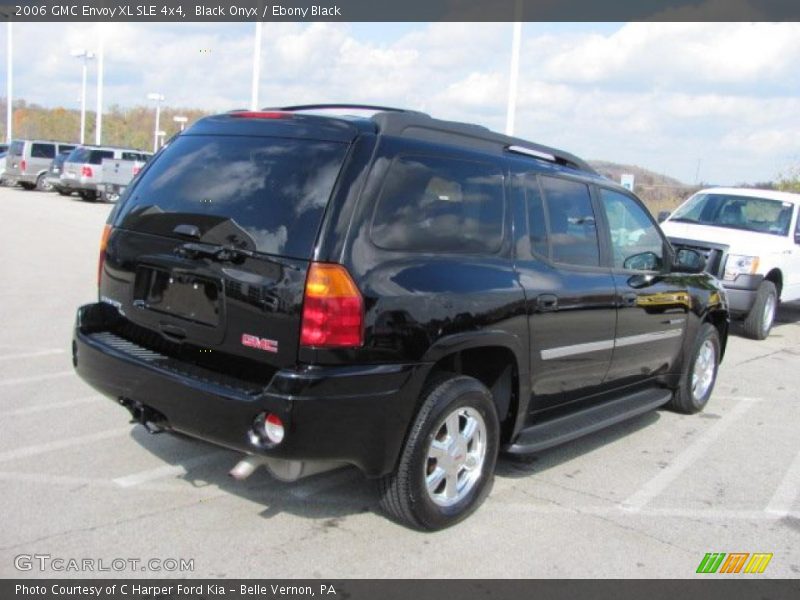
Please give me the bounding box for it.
[371,155,505,254]
[115,135,348,259]
[69,148,115,165]
[9,141,24,156]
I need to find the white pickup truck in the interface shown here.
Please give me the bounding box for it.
[661,187,800,339]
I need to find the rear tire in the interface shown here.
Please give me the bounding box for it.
[36,173,52,191]
[668,323,720,414]
[378,375,499,530]
[742,280,777,340]
[78,190,98,202]
[57,189,72,196]
[19,182,35,190]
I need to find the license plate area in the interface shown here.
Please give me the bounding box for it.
[133,267,221,327]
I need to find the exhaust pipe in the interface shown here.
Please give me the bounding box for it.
[229,456,263,481]
[229,455,346,482]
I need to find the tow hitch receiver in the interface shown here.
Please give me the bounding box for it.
[119,398,168,434]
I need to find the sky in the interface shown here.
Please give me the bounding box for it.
[2,21,800,185]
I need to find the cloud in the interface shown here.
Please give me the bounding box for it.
[2,21,800,184]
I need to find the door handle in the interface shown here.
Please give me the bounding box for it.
[622,292,638,307]
[536,294,558,312]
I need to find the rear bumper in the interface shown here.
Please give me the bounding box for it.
[59,178,98,192]
[5,173,36,186]
[73,303,426,477]
[722,274,763,314]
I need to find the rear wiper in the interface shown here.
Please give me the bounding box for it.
[175,242,256,263]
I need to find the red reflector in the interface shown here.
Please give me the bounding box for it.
[230,111,291,119]
[300,263,364,348]
[81,165,93,178]
[20,159,26,173]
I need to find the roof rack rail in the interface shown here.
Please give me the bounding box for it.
[264,103,423,114]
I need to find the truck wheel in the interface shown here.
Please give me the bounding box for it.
[36,173,52,191]
[79,190,98,202]
[57,189,72,197]
[19,182,35,190]
[378,375,499,530]
[742,280,777,340]
[668,323,720,414]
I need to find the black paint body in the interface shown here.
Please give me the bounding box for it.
[73,111,729,477]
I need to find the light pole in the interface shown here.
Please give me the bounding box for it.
[147,92,165,152]
[95,26,105,145]
[251,21,262,110]
[71,49,95,144]
[6,23,12,143]
[173,115,188,132]
[505,1,523,136]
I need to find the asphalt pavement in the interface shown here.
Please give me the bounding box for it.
[0,187,798,578]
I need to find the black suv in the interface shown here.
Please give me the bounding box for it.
[73,105,729,530]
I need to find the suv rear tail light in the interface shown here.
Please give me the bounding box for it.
[98,225,112,286]
[20,159,26,173]
[81,165,93,178]
[300,263,364,348]
[132,165,141,176]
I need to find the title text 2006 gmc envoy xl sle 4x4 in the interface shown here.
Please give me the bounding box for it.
[73,105,729,530]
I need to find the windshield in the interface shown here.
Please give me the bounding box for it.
[114,134,348,259]
[670,193,794,236]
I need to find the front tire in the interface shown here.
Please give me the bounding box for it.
[379,375,499,530]
[668,323,720,414]
[742,280,777,340]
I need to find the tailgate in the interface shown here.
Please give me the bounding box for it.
[101,130,350,370]
[101,228,308,369]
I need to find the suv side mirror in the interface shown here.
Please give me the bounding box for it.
[623,251,660,271]
[657,211,670,223]
[673,248,706,273]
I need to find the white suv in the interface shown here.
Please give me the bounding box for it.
[661,187,800,339]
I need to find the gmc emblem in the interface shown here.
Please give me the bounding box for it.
[241,333,279,353]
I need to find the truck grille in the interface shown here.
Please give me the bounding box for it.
[668,237,728,279]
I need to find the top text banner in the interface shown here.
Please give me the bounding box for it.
[1,0,800,22]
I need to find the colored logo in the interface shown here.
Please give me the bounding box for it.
[241,333,279,353]
[696,552,772,574]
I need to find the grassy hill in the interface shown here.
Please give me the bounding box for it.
[589,160,698,216]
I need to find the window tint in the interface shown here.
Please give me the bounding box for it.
[539,176,599,266]
[115,135,348,259]
[524,174,548,257]
[31,143,56,159]
[121,152,141,161]
[58,144,76,154]
[371,155,504,254]
[89,150,114,164]
[599,188,664,270]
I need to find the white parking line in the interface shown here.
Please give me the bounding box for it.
[0,395,103,418]
[0,349,65,362]
[113,451,228,488]
[0,370,74,387]
[488,502,800,521]
[621,397,759,511]
[765,447,800,517]
[0,426,131,463]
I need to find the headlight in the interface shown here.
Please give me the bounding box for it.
[723,255,760,281]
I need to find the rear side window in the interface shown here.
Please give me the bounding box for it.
[90,150,114,164]
[9,141,24,155]
[539,176,600,267]
[58,144,76,154]
[31,143,56,159]
[115,135,348,259]
[371,155,504,254]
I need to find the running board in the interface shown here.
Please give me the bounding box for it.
[505,388,673,454]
